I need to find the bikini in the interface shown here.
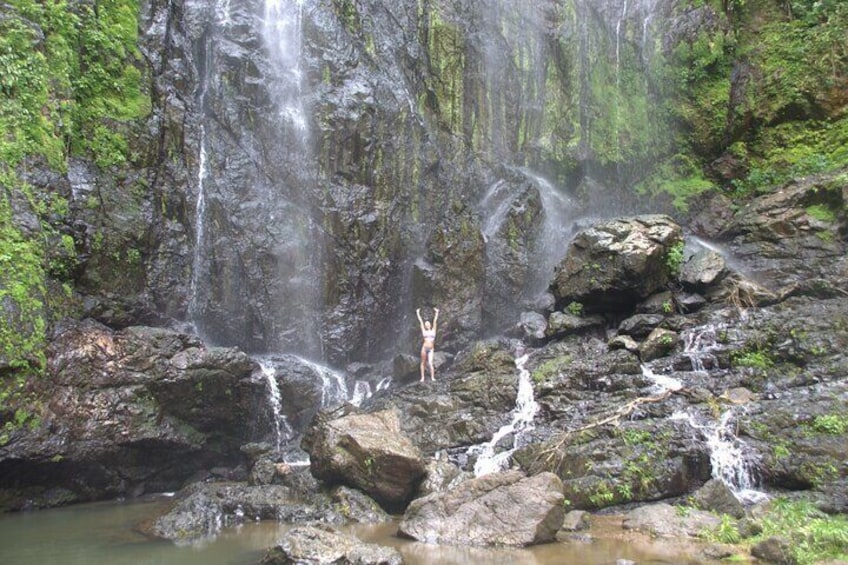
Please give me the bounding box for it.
[422,329,436,355]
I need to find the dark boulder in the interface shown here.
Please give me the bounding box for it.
[551,215,683,314]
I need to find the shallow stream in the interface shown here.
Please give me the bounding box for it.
[0,496,716,564]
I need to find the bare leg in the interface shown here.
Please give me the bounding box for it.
[420,351,426,382]
[428,350,435,381]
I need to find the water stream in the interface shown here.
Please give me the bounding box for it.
[467,352,539,477]
[670,408,768,505]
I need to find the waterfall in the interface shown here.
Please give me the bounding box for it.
[522,169,577,292]
[296,357,349,409]
[479,168,576,326]
[258,360,292,453]
[468,353,539,476]
[641,363,682,393]
[350,380,372,406]
[682,322,724,373]
[262,0,308,134]
[671,409,768,504]
[187,20,215,337]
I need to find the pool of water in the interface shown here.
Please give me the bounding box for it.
[0,497,714,564]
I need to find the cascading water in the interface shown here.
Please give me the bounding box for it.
[479,168,577,327]
[467,352,539,476]
[187,17,215,340]
[258,360,292,453]
[641,363,683,394]
[262,0,307,133]
[682,322,725,373]
[294,357,348,409]
[671,408,768,504]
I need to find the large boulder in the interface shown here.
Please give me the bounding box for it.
[0,320,268,510]
[719,172,846,288]
[551,215,683,313]
[302,407,427,511]
[397,470,564,547]
[149,482,340,542]
[623,503,722,538]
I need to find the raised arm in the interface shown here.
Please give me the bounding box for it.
[416,308,425,332]
[432,308,439,332]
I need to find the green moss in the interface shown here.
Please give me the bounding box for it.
[0,0,149,171]
[637,154,717,211]
[732,349,774,369]
[806,204,837,223]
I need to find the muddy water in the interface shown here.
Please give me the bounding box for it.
[0,497,713,564]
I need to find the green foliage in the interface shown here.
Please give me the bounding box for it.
[665,241,684,276]
[0,186,47,373]
[753,498,848,565]
[565,301,583,317]
[701,513,742,544]
[531,355,571,384]
[0,0,149,171]
[732,348,774,369]
[808,414,848,435]
[636,154,717,211]
[805,204,837,223]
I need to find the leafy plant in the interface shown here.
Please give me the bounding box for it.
[665,241,684,277]
[701,513,742,544]
[565,301,584,317]
[732,349,774,370]
[808,414,848,435]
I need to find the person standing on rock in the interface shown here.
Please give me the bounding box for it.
[417,307,439,382]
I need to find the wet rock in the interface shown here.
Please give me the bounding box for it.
[639,327,678,361]
[416,452,471,497]
[622,503,721,538]
[150,482,340,542]
[551,215,683,314]
[751,536,797,565]
[691,479,745,519]
[637,290,676,314]
[363,339,519,455]
[0,320,267,510]
[302,407,427,511]
[608,334,639,352]
[331,486,390,524]
[545,311,604,339]
[260,524,403,565]
[674,291,707,313]
[398,470,564,547]
[560,510,590,532]
[720,172,846,288]
[679,248,728,290]
[517,311,547,342]
[618,314,665,338]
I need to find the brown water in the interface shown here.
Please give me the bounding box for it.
[0,497,715,564]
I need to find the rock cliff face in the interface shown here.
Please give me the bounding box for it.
[73,0,717,365]
[0,320,268,510]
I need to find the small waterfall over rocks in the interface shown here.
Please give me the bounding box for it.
[467,351,539,476]
[671,408,768,505]
[258,359,293,453]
